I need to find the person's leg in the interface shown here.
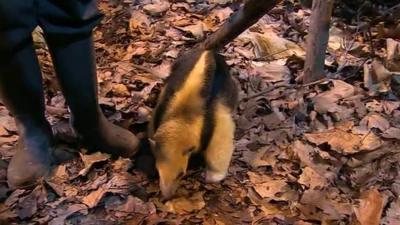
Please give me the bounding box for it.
[39,0,139,158]
[0,0,53,189]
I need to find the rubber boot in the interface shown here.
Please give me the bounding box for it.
[45,34,139,158]
[0,37,53,189]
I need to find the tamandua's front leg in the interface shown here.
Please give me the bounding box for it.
[204,103,235,183]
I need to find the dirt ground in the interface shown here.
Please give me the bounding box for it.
[1,0,400,224]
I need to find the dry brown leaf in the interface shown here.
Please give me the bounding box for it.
[387,38,400,72]
[112,83,131,97]
[240,145,279,168]
[177,22,205,40]
[0,126,8,136]
[364,59,400,94]
[381,199,400,225]
[328,26,344,51]
[78,152,110,177]
[143,1,170,16]
[304,129,382,154]
[251,61,291,82]
[82,173,132,208]
[382,127,400,140]
[360,114,390,131]
[0,136,18,145]
[312,80,355,114]
[316,80,355,101]
[353,189,384,225]
[129,10,151,31]
[48,204,88,225]
[248,172,297,201]
[251,31,305,60]
[208,0,233,4]
[360,132,383,151]
[298,167,328,189]
[299,189,352,221]
[292,141,338,181]
[0,111,16,132]
[112,195,156,215]
[82,187,107,209]
[203,7,234,31]
[112,158,133,172]
[165,192,205,214]
[17,185,47,220]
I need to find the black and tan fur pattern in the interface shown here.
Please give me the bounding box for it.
[149,49,238,198]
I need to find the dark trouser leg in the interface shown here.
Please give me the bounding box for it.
[39,0,139,158]
[0,0,53,189]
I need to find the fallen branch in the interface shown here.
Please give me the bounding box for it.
[201,0,283,51]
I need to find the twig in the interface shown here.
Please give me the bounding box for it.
[131,64,164,80]
[241,84,291,101]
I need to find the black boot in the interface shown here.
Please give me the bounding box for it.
[45,35,139,158]
[0,32,53,189]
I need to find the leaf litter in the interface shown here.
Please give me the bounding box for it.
[1,0,400,224]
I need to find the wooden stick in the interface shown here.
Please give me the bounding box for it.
[303,0,334,84]
[201,0,282,51]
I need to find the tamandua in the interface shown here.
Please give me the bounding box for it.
[147,0,280,199]
[148,48,238,199]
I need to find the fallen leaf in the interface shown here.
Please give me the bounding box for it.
[165,192,205,214]
[298,167,328,189]
[177,22,205,40]
[110,195,156,216]
[112,83,131,97]
[250,30,305,60]
[0,113,16,132]
[360,114,390,131]
[82,173,132,208]
[143,1,170,16]
[240,145,279,168]
[17,185,47,220]
[129,10,151,31]
[82,186,108,209]
[299,189,352,221]
[381,199,400,225]
[0,126,8,136]
[386,38,400,72]
[78,152,110,177]
[248,172,297,201]
[304,129,381,154]
[0,136,18,145]
[292,141,338,181]
[251,61,291,82]
[48,204,88,225]
[208,0,233,4]
[112,157,133,172]
[382,127,400,140]
[353,189,384,225]
[328,26,344,51]
[0,203,16,221]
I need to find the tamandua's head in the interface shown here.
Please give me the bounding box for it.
[149,121,198,199]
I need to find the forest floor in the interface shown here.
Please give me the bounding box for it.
[1,0,400,224]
